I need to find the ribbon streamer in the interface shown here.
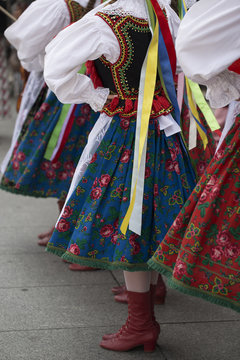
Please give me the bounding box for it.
[121,1,180,235]
[120,7,159,235]
[0,5,16,22]
[177,0,219,149]
[44,104,71,160]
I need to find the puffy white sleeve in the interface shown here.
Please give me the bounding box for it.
[176,0,240,82]
[44,14,119,112]
[176,0,240,107]
[4,0,70,72]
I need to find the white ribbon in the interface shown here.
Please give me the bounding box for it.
[215,101,240,153]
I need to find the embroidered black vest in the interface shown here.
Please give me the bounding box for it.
[89,12,173,118]
[64,0,85,23]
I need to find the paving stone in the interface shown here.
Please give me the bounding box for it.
[0,327,165,360]
[0,227,48,254]
[0,285,126,332]
[0,190,57,227]
[0,253,114,288]
[158,321,240,360]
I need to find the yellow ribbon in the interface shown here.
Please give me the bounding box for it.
[120,18,159,235]
[182,0,187,13]
[180,0,219,149]
[185,78,208,149]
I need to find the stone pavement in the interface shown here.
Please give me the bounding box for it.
[0,105,239,360]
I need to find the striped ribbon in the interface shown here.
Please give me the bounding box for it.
[44,64,87,161]
[44,104,71,160]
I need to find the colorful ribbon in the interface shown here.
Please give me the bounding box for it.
[44,104,71,160]
[52,104,77,162]
[44,65,87,161]
[177,0,220,149]
[120,7,159,235]
[121,1,180,235]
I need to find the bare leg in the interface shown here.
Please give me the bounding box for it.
[114,270,166,304]
[37,226,55,246]
[124,271,151,292]
[38,227,54,240]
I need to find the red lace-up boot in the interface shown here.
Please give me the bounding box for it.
[103,284,160,341]
[100,290,158,352]
[150,284,161,335]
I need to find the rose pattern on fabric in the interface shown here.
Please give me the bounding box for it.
[149,115,240,313]
[1,91,99,200]
[181,102,216,179]
[47,115,195,271]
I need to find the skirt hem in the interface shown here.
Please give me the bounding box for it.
[148,258,240,313]
[0,183,64,200]
[46,245,151,272]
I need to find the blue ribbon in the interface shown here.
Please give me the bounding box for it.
[157,23,181,126]
[183,92,208,135]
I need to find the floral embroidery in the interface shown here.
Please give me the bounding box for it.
[1,91,98,200]
[168,190,184,206]
[186,224,201,239]
[149,115,240,313]
[47,115,195,271]
[212,278,228,296]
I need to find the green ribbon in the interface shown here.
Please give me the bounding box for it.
[44,104,71,160]
[44,64,87,160]
[188,79,220,132]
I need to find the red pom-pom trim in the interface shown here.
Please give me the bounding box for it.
[110,96,119,111]
[134,99,138,111]
[124,98,133,113]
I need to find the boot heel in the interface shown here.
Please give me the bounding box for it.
[144,341,156,352]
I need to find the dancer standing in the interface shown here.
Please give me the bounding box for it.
[44,0,196,351]
[0,0,101,247]
[149,0,240,313]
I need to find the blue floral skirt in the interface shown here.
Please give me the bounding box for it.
[1,91,99,201]
[46,114,196,271]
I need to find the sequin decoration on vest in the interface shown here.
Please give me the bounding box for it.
[87,13,173,118]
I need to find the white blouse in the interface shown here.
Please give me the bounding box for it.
[176,0,240,108]
[4,0,101,72]
[44,0,180,111]
[44,0,182,224]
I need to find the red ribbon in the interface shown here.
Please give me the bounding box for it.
[52,104,77,163]
[150,0,176,75]
[228,59,240,75]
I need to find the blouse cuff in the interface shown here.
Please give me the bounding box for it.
[158,113,181,137]
[205,70,240,108]
[21,53,44,72]
[89,87,110,112]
